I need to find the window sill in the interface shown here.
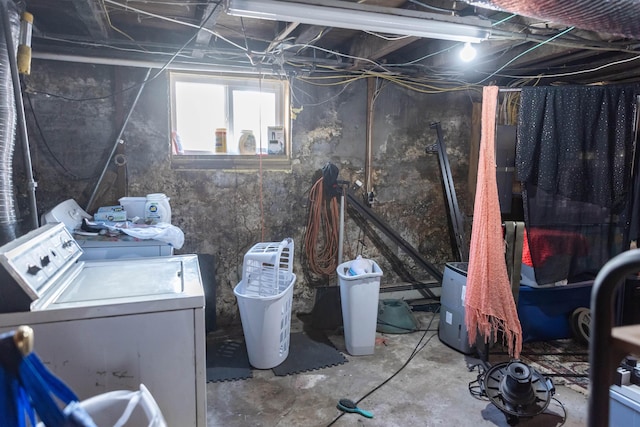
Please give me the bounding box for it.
[171,154,292,171]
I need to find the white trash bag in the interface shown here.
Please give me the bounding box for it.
[37,384,167,427]
[81,384,167,427]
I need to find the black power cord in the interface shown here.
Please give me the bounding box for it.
[326,307,440,426]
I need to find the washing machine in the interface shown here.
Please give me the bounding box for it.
[0,223,206,426]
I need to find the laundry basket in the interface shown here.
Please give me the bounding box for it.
[234,273,296,369]
[234,238,295,369]
[242,238,294,297]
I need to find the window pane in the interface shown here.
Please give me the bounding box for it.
[232,90,276,154]
[175,82,225,153]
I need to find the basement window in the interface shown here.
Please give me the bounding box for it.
[169,72,290,170]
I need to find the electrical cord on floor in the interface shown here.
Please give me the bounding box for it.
[376,318,437,332]
[326,307,440,426]
[551,397,567,426]
[467,364,486,400]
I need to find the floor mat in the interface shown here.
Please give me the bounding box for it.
[492,339,590,395]
[272,330,347,376]
[206,340,252,383]
[519,339,589,395]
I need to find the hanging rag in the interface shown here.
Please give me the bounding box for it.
[465,86,522,358]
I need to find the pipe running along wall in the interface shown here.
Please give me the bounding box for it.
[0,0,20,244]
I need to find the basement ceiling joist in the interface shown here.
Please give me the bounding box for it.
[20,0,640,87]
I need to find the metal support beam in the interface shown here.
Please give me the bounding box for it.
[346,190,443,283]
[430,122,468,262]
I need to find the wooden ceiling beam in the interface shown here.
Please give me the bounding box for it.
[192,2,225,58]
[295,25,331,46]
[349,33,419,69]
[71,0,109,40]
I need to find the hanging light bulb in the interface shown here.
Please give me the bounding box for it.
[460,42,477,62]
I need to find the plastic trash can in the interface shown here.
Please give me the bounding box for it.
[337,259,383,355]
[234,273,296,369]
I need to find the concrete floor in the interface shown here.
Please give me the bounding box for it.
[205,311,589,427]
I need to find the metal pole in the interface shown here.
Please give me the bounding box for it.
[1,0,38,230]
[338,186,344,264]
[430,122,468,262]
[346,189,443,284]
[588,248,640,427]
[86,68,152,212]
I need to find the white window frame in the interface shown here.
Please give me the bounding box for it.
[169,72,291,170]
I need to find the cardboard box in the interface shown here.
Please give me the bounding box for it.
[94,205,127,222]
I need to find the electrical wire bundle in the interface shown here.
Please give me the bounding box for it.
[304,177,340,277]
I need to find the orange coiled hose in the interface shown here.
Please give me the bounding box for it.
[304,177,340,276]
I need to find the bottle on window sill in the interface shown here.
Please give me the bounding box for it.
[239,130,256,155]
[215,128,227,153]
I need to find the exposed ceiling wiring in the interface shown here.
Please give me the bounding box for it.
[99,0,137,43]
[101,0,250,53]
[28,0,640,94]
[474,26,576,84]
[483,53,640,79]
[290,78,354,107]
[406,0,458,14]
[362,30,412,41]
[282,43,394,73]
[27,2,224,101]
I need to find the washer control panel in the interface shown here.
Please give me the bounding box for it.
[0,223,82,297]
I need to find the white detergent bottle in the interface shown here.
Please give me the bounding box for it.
[144,193,171,224]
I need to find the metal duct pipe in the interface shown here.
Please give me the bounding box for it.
[469,0,640,39]
[0,0,20,244]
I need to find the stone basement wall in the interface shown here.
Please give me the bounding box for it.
[19,60,476,327]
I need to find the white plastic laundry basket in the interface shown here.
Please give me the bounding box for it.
[242,238,294,297]
[337,259,383,356]
[234,274,296,369]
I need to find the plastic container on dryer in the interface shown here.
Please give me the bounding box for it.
[118,197,147,220]
[144,193,171,224]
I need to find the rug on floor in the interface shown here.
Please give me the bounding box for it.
[206,340,252,383]
[272,330,347,376]
[518,339,589,396]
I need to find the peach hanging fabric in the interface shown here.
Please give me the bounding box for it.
[464,86,522,358]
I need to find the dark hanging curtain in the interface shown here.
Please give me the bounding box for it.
[516,85,639,285]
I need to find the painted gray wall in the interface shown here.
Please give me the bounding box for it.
[19,60,476,326]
